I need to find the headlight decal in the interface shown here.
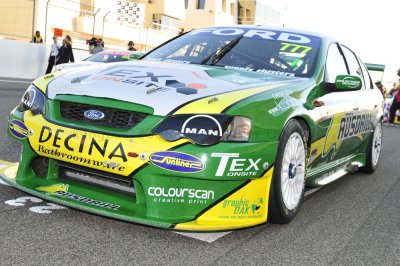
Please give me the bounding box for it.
[153,114,235,145]
[19,85,46,115]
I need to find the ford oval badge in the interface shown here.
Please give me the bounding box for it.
[84,110,105,120]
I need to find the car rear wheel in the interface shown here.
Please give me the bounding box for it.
[360,121,382,173]
[268,120,307,224]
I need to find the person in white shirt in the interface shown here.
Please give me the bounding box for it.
[45,36,60,74]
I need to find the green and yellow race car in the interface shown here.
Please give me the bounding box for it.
[1,26,384,231]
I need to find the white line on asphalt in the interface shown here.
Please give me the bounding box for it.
[0,79,31,84]
[174,231,232,243]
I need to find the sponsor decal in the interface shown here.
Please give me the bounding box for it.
[92,67,207,95]
[36,184,120,210]
[336,76,361,89]
[271,89,293,99]
[311,112,372,161]
[338,113,372,141]
[83,110,105,120]
[211,153,265,177]
[38,126,127,162]
[149,151,205,173]
[256,69,295,77]
[219,197,264,219]
[181,115,223,137]
[147,186,214,205]
[224,65,255,72]
[189,28,319,45]
[267,97,301,116]
[280,42,312,54]
[9,119,29,139]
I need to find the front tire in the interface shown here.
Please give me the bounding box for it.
[268,120,307,224]
[360,121,382,173]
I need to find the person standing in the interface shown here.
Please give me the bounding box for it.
[45,36,60,74]
[389,69,400,124]
[90,39,104,54]
[128,41,137,51]
[56,35,75,64]
[32,31,43,43]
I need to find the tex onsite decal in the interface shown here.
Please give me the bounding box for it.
[36,183,120,210]
[91,65,208,95]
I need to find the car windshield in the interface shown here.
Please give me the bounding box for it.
[143,27,321,78]
[85,52,131,63]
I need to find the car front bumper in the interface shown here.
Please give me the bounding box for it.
[2,109,278,231]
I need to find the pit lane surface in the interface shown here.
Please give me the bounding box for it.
[1,80,399,265]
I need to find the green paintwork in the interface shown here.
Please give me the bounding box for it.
[1,26,385,230]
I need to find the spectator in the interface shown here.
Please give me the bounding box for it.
[32,31,43,43]
[389,69,400,124]
[98,38,104,48]
[90,38,104,54]
[45,36,60,74]
[128,41,137,51]
[56,35,74,64]
[375,81,386,97]
[389,82,398,97]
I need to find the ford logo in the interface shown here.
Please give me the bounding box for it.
[84,110,105,120]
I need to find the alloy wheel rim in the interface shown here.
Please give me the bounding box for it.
[372,123,382,167]
[281,132,306,210]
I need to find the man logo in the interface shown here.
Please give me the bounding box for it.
[181,115,223,137]
[84,110,105,120]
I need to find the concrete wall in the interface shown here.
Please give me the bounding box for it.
[0,39,89,80]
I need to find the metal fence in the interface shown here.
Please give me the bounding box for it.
[0,0,180,52]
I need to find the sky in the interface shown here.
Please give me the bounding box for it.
[284,0,399,85]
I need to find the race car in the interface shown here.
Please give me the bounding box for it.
[1,26,384,231]
[54,50,143,72]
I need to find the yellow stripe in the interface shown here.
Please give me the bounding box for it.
[174,167,274,231]
[33,73,60,93]
[173,84,283,115]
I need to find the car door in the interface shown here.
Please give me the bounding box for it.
[337,45,377,155]
[308,43,361,172]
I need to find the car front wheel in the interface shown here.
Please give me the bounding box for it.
[268,120,307,224]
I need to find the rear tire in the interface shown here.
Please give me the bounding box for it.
[360,121,382,173]
[268,120,307,224]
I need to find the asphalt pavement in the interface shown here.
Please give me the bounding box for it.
[0,79,399,265]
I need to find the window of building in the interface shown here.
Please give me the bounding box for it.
[197,0,205,9]
[184,0,189,9]
[230,3,235,16]
[222,0,226,12]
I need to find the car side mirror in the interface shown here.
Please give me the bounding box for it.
[335,75,362,91]
[129,53,144,60]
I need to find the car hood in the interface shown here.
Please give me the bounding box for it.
[55,61,103,72]
[48,61,308,116]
